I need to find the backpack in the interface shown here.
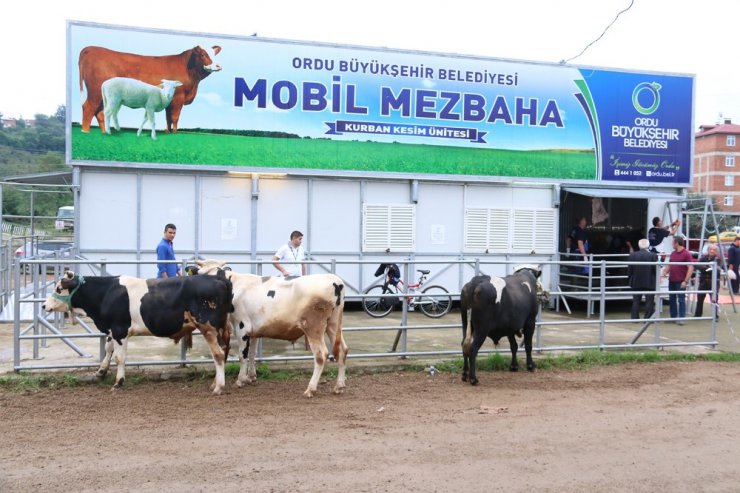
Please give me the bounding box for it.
[374,263,400,280]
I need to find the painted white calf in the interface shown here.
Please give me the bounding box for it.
[102,77,183,140]
[195,259,348,398]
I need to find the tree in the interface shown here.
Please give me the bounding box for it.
[0,106,69,225]
[54,105,66,123]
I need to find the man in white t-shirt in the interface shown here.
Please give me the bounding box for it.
[272,230,307,278]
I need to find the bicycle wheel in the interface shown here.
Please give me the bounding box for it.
[418,285,452,318]
[362,285,395,318]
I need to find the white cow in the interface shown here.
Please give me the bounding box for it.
[102,77,183,140]
[195,259,348,398]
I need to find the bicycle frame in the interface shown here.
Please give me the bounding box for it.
[364,266,451,319]
[387,273,426,303]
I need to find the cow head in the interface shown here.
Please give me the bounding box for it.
[513,264,549,305]
[513,264,542,278]
[195,258,228,275]
[43,271,84,313]
[189,46,222,76]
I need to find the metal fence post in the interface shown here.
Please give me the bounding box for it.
[598,259,607,347]
[13,257,21,371]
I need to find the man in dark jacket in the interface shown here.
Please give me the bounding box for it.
[694,243,722,319]
[627,238,659,319]
[728,236,740,295]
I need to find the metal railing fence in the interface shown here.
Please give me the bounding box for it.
[8,256,726,373]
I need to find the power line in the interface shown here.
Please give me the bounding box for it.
[559,0,636,65]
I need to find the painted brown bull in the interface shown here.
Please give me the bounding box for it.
[78,45,222,134]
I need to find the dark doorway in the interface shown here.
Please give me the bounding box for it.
[560,190,647,255]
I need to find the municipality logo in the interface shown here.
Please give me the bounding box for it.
[632,82,661,115]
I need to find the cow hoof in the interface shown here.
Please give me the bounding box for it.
[461,374,468,382]
[332,385,345,395]
[527,365,536,372]
[95,369,107,379]
[470,379,479,386]
[212,387,223,396]
[509,366,519,372]
[303,389,315,398]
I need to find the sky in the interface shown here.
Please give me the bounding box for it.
[1,0,738,130]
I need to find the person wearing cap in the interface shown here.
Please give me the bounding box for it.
[627,238,659,319]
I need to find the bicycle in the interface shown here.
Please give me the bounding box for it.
[362,265,452,318]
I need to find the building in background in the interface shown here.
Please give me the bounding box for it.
[694,119,740,212]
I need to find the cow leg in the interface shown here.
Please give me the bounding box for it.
[234,321,257,387]
[304,333,329,398]
[94,108,106,134]
[523,321,537,372]
[168,104,182,133]
[507,334,520,372]
[460,308,470,382]
[245,337,258,384]
[95,335,114,378]
[166,106,173,133]
[326,311,348,395]
[111,337,129,390]
[82,97,104,133]
[199,322,226,395]
[332,333,348,395]
[466,329,489,386]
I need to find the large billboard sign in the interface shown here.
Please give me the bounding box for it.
[68,21,694,184]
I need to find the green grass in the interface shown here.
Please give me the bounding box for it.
[0,373,79,392]
[2,351,738,393]
[71,126,596,179]
[403,349,740,374]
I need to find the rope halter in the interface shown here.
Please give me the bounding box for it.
[51,275,85,311]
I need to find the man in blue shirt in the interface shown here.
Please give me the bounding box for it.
[156,223,180,278]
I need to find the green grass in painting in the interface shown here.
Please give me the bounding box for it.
[71,126,596,179]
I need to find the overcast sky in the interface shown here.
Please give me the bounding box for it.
[1,0,737,129]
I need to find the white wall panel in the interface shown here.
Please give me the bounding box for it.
[200,176,252,252]
[141,175,196,252]
[256,178,308,253]
[311,180,360,253]
[465,185,514,208]
[79,172,137,250]
[415,184,464,252]
[365,181,409,203]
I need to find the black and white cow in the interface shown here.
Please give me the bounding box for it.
[460,265,543,385]
[194,259,348,398]
[43,271,233,394]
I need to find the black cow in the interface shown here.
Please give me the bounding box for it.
[43,271,233,394]
[460,265,542,385]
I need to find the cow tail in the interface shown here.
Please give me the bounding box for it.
[78,54,86,101]
[462,308,473,355]
[331,282,345,359]
[184,333,193,350]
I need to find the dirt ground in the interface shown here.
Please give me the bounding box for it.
[1,361,739,492]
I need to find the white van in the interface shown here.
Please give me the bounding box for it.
[55,206,75,230]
